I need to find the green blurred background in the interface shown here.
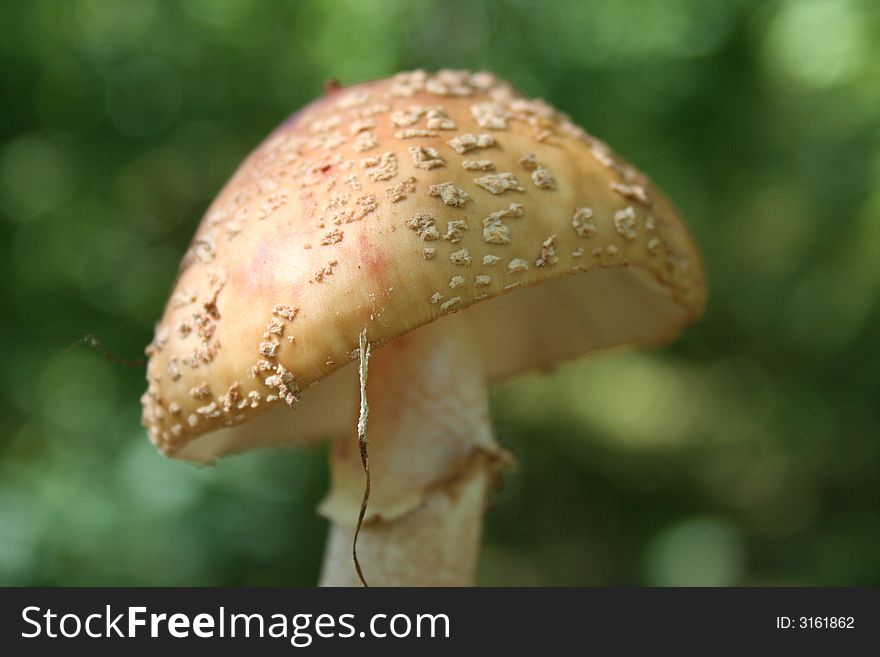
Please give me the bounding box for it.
[2,0,879,586]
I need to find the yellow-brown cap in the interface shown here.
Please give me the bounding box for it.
[141,69,706,463]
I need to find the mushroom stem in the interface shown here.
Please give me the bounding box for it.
[318,317,501,586]
[319,454,494,586]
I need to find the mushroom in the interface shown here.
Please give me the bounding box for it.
[141,69,705,586]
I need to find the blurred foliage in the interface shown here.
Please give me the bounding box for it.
[1,0,879,586]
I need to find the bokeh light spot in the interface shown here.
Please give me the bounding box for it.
[0,136,75,221]
[0,486,47,584]
[764,0,868,89]
[643,516,745,586]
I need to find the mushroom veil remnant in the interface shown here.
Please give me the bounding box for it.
[141,69,706,586]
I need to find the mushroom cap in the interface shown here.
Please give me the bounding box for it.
[141,69,706,464]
